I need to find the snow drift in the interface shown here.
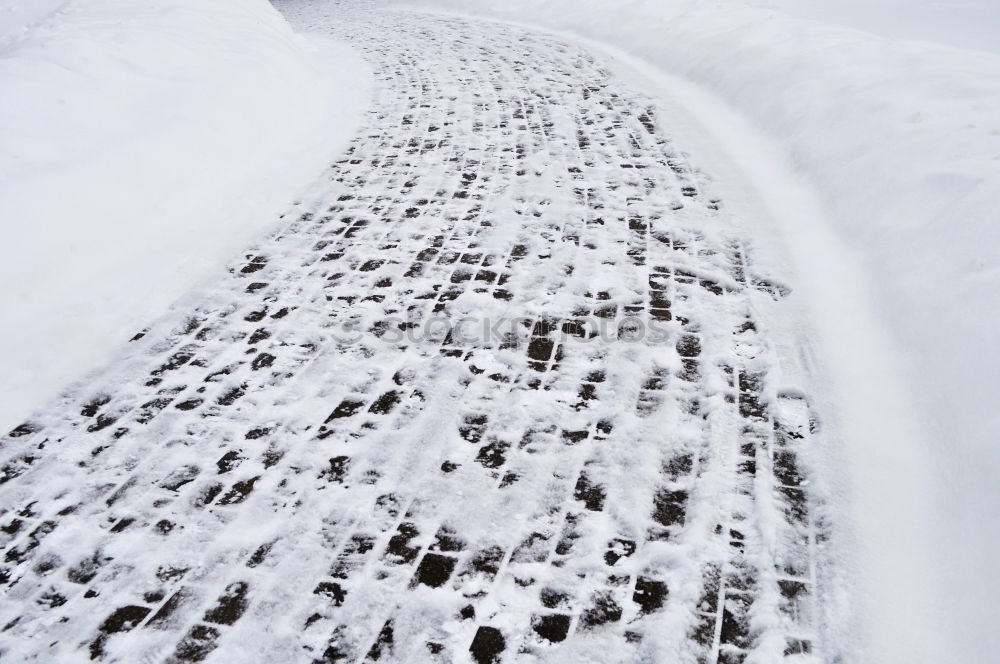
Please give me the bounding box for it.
[0,0,370,430]
[389,1,999,662]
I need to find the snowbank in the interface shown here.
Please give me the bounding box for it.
[0,0,67,42]
[718,0,1000,55]
[391,1,998,662]
[0,1,370,428]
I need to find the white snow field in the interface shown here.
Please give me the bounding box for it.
[714,0,1000,55]
[0,1,997,663]
[0,0,371,432]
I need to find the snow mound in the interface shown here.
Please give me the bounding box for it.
[0,0,371,427]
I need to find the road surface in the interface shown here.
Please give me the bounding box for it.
[0,5,835,663]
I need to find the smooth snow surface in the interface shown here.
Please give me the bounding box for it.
[0,0,371,432]
[0,0,68,43]
[737,0,1000,54]
[389,1,1000,662]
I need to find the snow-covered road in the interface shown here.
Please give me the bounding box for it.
[0,6,842,663]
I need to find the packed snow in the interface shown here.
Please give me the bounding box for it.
[0,0,371,433]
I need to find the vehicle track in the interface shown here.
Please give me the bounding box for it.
[0,5,837,663]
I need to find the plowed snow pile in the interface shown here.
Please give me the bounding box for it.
[0,0,370,428]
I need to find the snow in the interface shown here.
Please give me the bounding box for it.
[0,0,67,43]
[0,0,371,433]
[727,0,1000,55]
[1,0,997,660]
[0,7,851,659]
[389,1,1000,662]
